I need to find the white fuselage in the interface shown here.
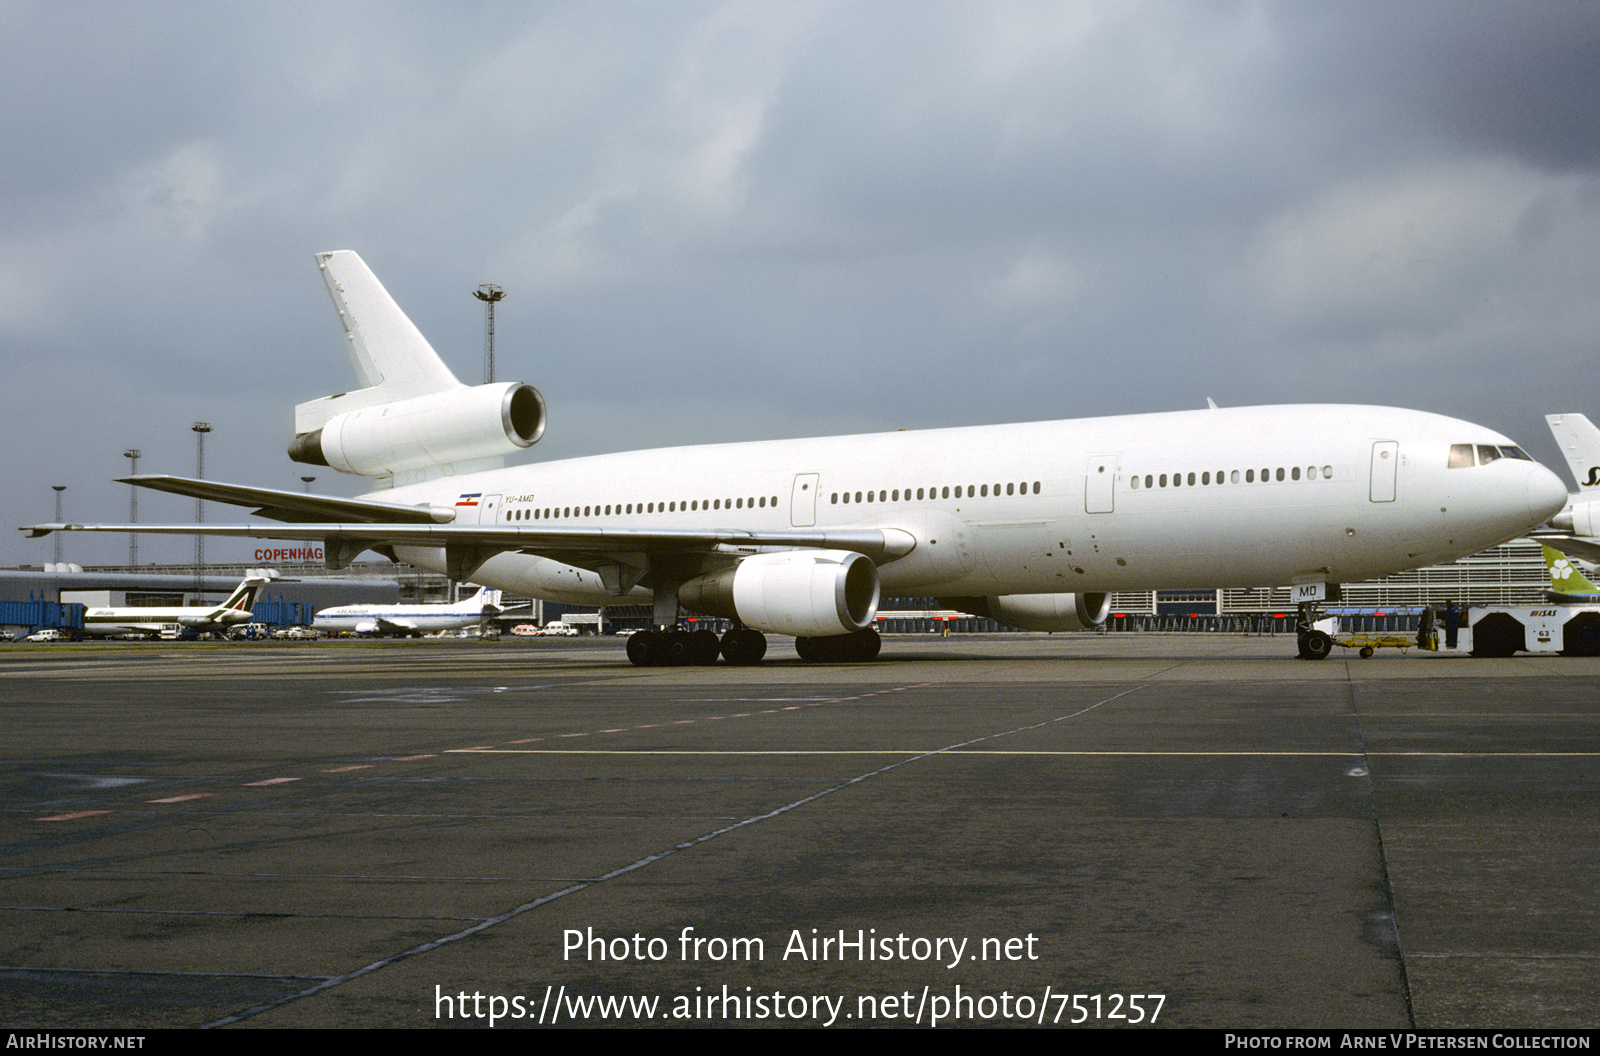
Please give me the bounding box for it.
[312,597,492,636]
[371,404,1568,606]
[82,605,251,638]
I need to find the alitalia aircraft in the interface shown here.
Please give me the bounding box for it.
[80,575,271,639]
[313,586,502,637]
[26,252,1569,665]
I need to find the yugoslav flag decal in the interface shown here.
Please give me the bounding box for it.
[455,494,481,508]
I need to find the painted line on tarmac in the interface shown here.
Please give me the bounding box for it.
[440,748,1600,757]
[199,677,1155,1028]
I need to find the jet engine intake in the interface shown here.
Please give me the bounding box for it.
[940,592,1110,632]
[289,382,546,477]
[678,550,880,638]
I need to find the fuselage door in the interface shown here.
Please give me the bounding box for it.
[790,474,820,527]
[1085,455,1119,514]
[1369,443,1398,503]
[475,494,503,524]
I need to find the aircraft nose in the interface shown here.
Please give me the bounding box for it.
[1527,462,1570,525]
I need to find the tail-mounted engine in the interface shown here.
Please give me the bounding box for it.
[289,381,546,480]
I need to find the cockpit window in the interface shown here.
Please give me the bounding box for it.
[1449,444,1474,469]
[1500,446,1532,461]
[1477,444,1501,465]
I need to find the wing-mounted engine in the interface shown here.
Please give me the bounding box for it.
[940,592,1110,632]
[678,550,881,637]
[288,381,546,481]
[1551,498,1597,538]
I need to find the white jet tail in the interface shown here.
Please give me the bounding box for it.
[462,587,502,612]
[289,252,546,489]
[1547,414,1600,491]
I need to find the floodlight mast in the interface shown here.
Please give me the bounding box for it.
[124,449,140,566]
[474,283,505,384]
[192,423,211,593]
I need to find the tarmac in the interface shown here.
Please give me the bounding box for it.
[0,633,1595,1030]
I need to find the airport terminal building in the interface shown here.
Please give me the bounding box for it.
[0,538,1568,637]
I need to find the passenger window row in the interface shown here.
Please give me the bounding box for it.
[1449,444,1532,469]
[831,482,1043,505]
[506,495,782,522]
[1128,465,1335,490]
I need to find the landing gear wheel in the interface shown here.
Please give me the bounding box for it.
[1302,629,1333,661]
[688,629,722,665]
[844,627,881,661]
[626,630,663,666]
[794,628,881,662]
[719,629,767,665]
[660,629,699,666]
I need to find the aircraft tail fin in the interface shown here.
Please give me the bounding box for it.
[295,252,463,435]
[1546,414,1600,491]
[289,252,546,490]
[212,575,273,618]
[465,587,502,612]
[1542,545,1600,600]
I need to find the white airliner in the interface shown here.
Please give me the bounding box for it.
[1542,413,1600,562]
[313,586,502,637]
[26,252,1569,664]
[80,576,271,638]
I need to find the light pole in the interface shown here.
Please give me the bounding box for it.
[474,284,504,384]
[301,476,316,493]
[193,423,211,593]
[124,449,140,567]
[51,486,65,567]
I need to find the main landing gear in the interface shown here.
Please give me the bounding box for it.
[794,628,882,662]
[623,626,884,665]
[626,627,768,667]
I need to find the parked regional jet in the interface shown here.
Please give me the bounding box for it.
[313,586,502,637]
[80,575,272,638]
[25,252,1570,665]
[1541,414,1600,563]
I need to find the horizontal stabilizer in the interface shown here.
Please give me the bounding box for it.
[1532,532,1600,565]
[116,475,456,524]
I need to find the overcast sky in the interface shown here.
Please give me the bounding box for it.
[5,0,1598,567]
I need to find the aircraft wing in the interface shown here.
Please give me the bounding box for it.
[116,475,456,524]
[23,521,918,584]
[374,618,419,634]
[1530,532,1600,564]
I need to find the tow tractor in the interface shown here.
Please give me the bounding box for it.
[1455,546,1600,657]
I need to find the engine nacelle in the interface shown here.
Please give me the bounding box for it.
[679,550,881,638]
[940,592,1110,632]
[289,381,546,478]
[1551,498,1598,539]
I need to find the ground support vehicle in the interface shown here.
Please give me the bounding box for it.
[1461,603,1600,657]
